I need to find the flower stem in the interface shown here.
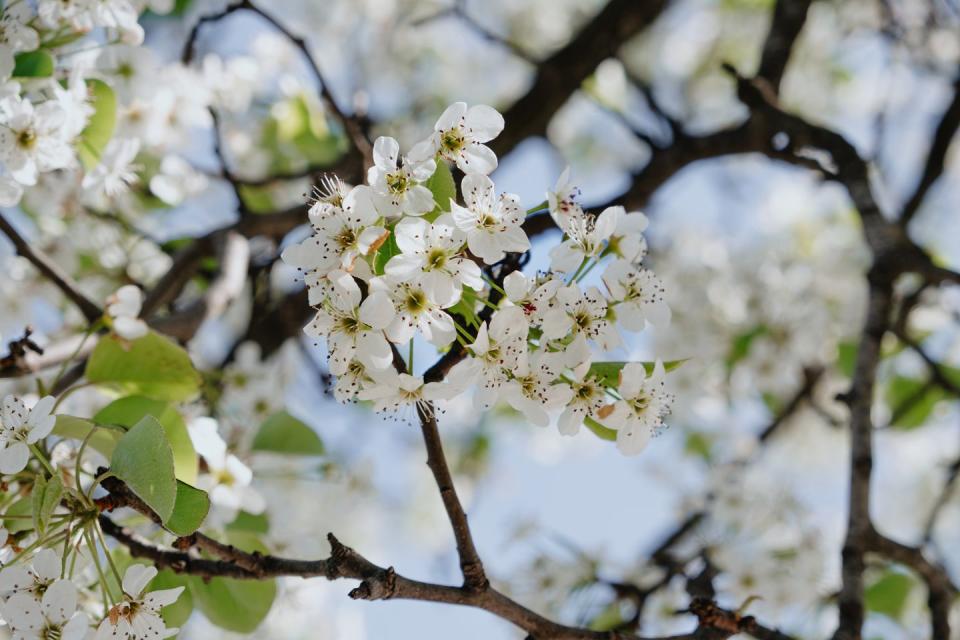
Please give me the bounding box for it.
[93,520,124,594]
[451,318,475,342]
[29,444,56,477]
[481,274,507,297]
[525,200,548,215]
[84,527,117,612]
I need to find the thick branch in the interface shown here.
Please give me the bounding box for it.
[756,0,814,92]
[832,273,894,640]
[99,480,698,640]
[491,0,668,158]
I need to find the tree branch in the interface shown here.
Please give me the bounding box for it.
[491,0,669,158]
[182,1,372,172]
[899,74,960,225]
[416,404,487,590]
[867,528,957,640]
[756,0,814,92]
[832,275,893,640]
[0,212,102,323]
[99,477,715,640]
[149,231,250,341]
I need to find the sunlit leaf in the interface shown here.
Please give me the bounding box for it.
[110,416,177,522]
[252,411,324,456]
[865,570,915,621]
[423,160,456,221]
[94,396,197,483]
[77,79,117,170]
[164,481,210,536]
[12,50,55,77]
[86,331,202,402]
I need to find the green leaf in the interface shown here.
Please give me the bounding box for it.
[237,184,275,214]
[12,50,55,77]
[589,601,626,631]
[53,415,122,459]
[227,511,270,534]
[188,533,276,632]
[31,474,63,537]
[164,481,210,536]
[3,499,32,534]
[727,325,768,368]
[110,416,178,522]
[150,570,194,628]
[761,392,780,414]
[423,160,456,221]
[685,431,713,461]
[885,376,947,430]
[445,285,482,328]
[86,331,202,402]
[588,359,686,388]
[252,411,324,456]
[865,570,915,621]
[373,226,400,275]
[77,79,117,170]
[94,396,198,483]
[584,416,617,441]
[836,341,858,378]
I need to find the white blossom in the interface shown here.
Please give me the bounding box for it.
[357,369,457,414]
[556,359,609,437]
[367,136,436,217]
[546,166,581,224]
[95,564,184,640]
[2,579,88,640]
[369,274,456,347]
[448,307,527,410]
[606,361,673,455]
[0,549,61,604]
[450,173,529,264]
[105,285,148,340]
[501,350,572,428]
[305,270,395,375]
[0,396,56,475]
[385,214,482,307]
[541,283,620,350]
[0,97,74,186]
[188,418,265,526]
[82,138,141,198]
[548,206,623,274]
[603,259,670,330]
[281,184,386,276]
[409,102,503,175]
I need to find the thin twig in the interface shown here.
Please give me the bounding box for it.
[0,212,102,322]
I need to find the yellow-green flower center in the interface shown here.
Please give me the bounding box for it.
[404,290,427,313]
[440,128,466,155]
[335,227,357,249]
[17,129,36,150]
[426,249,447,270]
[386,171,409,195]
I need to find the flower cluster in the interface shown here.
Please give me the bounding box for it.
[0,393,186,640]
[0,0,163,209]
[283,102,673,454]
